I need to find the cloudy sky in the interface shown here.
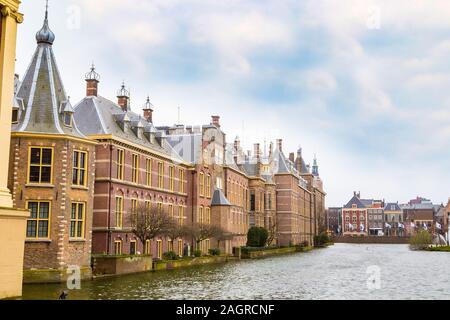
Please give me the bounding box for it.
[15,0,450,207]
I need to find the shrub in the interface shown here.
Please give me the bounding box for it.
[314,232,331,246]
[410,230,432,250]
[162,251,178,260]
[298,240,309,248]
[208,248,221,256]
[193,249,202,257]
[246,226,269,247]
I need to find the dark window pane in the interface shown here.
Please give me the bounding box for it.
[39,203,49,219]
[29,166,40,182]
[38,221,48,238]
[28,202,38,218]
[72,168,78,184]
[80,153,86,168]
[64,113,72,126]
[12,109,18,122]
[79,170,85,185]
[77,222,83,238]
[71,204,76,219]
[41,149,52,165]
[73,152,78,167]
[26,220,37,237]
[41,166,51,183]
[70,221,76,238]
[78,204,83,220]
[30,148,41,164]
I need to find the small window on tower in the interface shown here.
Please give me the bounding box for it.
[12,109,19,123]
[64,112,72,127]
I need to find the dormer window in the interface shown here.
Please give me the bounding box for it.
[64,112,72,127]
[12,108,19,123]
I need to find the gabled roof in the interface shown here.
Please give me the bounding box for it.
[344,195,367,209]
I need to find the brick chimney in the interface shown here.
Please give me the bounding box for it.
[211,115,220,128]
[143,96,154,123]
[276,139,283,152]
[117,82,130,112]
[85,64,100,97]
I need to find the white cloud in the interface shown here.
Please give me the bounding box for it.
[15,0,450,206]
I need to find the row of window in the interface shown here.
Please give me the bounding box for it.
[114,197,185,228]
[345,216,366,222]
[249,191,273,212]
[114,239,185,259]
[26,201,85,240]
[117,149,185,193]
[29,147,88,187]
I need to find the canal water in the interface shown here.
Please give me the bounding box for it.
[20,244,450,300]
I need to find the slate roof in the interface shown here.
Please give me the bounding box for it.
[343,195,367,209]
[13,16,84,138]
[211,189,231,206]
[74,95,184,162]
[384,203,401,211]
[165,132,202,164]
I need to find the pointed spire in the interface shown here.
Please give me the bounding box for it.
[312,154,319,176]
[36,0,55,45]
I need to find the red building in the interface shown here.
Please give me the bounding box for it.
[342,192,370,236]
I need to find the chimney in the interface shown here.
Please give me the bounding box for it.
[254,143,260,160]
[276,139,283,152]
[289,152,295,162]
[85,64,100,97]
[211,115,220,128]
[143,96,154,123]
[117,82,130,112]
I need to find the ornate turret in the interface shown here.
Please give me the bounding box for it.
[117,82,130,112]
[85,63,100,97]
[312,154,319,176]
[142,96,154,123]
[13,1,83,137]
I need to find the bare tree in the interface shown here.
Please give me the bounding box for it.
[163,219,190,243]
[267,222,277,246]
[186,223,226,250]
[128,204,173,245]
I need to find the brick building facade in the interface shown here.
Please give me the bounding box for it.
[9,12,96,282]
[9,7,327,282]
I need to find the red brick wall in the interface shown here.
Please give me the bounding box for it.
[9,135,95,271]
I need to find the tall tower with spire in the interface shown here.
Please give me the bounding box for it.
[8,2,96,284]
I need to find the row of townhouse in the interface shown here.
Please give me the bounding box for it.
[335,193,448,237]
[8,10,326,283]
